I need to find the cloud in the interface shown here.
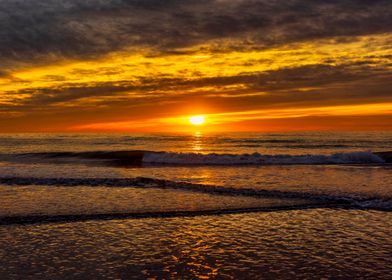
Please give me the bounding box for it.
[1,0,392,69]
[3,61,391,114]
[1,1,391,131]
[0,69,7,76]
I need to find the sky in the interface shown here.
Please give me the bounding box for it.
[0,0,391,132]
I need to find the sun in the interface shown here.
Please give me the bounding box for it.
[189,115,205,125]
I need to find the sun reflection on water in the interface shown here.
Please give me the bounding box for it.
[192,132,204,152]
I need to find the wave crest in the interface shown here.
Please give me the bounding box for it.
[0,150,389,166]
[143,151,385,165]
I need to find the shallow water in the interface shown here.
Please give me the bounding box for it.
[1,162,391,210]
[1,210,392,279]
[0,184,315,218]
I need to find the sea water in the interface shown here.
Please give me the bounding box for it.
[0,132,391,279]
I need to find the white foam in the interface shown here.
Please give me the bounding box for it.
[143,151,385,165]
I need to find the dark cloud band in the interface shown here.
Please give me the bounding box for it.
[1,0,392,68]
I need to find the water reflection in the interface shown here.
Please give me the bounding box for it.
[2,210,392,279]
[192,132,204,152]
[164,225,222,279]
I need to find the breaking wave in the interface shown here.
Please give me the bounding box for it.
[0,150,390,166]
[143,151,386,165]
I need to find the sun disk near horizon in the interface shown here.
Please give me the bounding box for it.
[189,115,205,125]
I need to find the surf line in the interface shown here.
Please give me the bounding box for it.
[0,203,349,226]
[0,176,357,204]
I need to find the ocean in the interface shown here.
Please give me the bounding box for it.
[0,132,391,279]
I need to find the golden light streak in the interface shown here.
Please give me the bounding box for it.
[194,102,392,124]
[71,102,392,132]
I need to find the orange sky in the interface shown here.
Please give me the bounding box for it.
[1,1,391,132]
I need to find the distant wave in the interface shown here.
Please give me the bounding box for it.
[1,176,391,211]
[0,151,145,166]
[0,150,390,166]
[143,151,387,165]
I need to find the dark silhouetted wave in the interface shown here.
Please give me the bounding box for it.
[0,150,391,166]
